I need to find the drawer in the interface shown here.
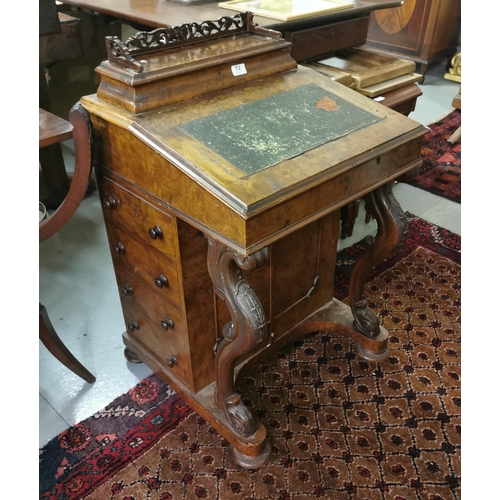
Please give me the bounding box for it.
[113,246,182,313]
[98,175,177,262]
[124,305,193,389]
[285,17,369,62]
[105,220,182,306]
[117,267,188,348]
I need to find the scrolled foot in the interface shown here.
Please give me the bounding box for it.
[356,342,391,362]
[124,347,143,364]
[232,439,271,470]
[349,183,408,340]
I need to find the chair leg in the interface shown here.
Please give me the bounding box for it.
[39,303,96,383]
[340,200,360,239]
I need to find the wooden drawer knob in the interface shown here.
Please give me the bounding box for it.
[112,242,125,254]
[166,355,177,367]
[148,226,163,240]
[127,320,139,332]
[102,195,117,210]
[160,317,174,331]
[121,284,133,296]
[154,274,169,288]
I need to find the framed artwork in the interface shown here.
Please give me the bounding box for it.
[218,0,353,21]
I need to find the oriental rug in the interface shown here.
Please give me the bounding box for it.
[402,110,461,203]
[40,214,461,500]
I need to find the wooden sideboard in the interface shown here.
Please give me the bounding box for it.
[78,14,427,468]
[362,0,461,78]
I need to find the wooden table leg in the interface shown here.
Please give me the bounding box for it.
[206,236,271,469]
[39,303,96,383]
[348,182,409,360]
[39,143,71,209]
[340,199,360,239]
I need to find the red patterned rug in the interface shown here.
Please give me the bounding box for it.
[402,110,461,203]
[39,214,461,499]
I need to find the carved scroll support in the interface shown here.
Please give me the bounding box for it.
[348,182,409,360]
[206,236,271,468]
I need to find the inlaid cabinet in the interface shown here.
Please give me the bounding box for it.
[363,0,461,77]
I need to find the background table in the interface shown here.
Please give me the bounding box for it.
[58,0,404,62]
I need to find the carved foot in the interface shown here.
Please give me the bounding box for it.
[349,183,408,345]
[356,342,391,362]
[124,347,143,364]
[232,439,271,469]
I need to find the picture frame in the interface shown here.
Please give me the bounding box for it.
[218,0,353,21]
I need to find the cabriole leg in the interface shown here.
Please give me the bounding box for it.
[206,236,271,468]
[349,182,409,360]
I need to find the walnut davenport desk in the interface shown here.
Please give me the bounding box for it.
[77,13,427,468]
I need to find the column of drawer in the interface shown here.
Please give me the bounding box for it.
[121,298,191,385]
[99,175,177,262]
[97,175,194,385]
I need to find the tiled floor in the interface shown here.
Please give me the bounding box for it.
[39,59,461,448]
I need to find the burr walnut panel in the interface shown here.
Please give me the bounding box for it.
[116,266,188,349]
[123,300,194,389]
[104,220,182,306]
[98,175,178,263]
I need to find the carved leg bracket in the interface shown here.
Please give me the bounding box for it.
[206,236,271,468]
[348,183,409,359]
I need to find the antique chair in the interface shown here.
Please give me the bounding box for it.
[39,104,96,383]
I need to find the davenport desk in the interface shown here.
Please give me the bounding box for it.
[77,13,427,468]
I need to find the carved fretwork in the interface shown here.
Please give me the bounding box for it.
[349,183,408,339]
[105,12,278,73]
[206,236,269,438]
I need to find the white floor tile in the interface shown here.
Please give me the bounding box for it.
[420,198,461,235]
[393,183,443,217]
[409,61,460,127]
[39,394,70,448]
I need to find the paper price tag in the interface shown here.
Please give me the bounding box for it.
[374,96,385,102]
[231,63,247,76]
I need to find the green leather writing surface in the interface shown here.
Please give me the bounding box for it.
[180,83,383,175]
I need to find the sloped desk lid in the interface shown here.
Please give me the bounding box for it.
[119,67,424,215]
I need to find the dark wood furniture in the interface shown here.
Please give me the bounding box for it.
[58,0,403,62]
[361,0,461,78]
[40,0,62,36]
[40,2,86,208]
[78,14,427,467]
[39,105,96,383]
[39,108,73,209]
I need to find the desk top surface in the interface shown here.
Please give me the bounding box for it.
[39,108,73,148]
[59,0,402,31]
[82,66,425,216]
